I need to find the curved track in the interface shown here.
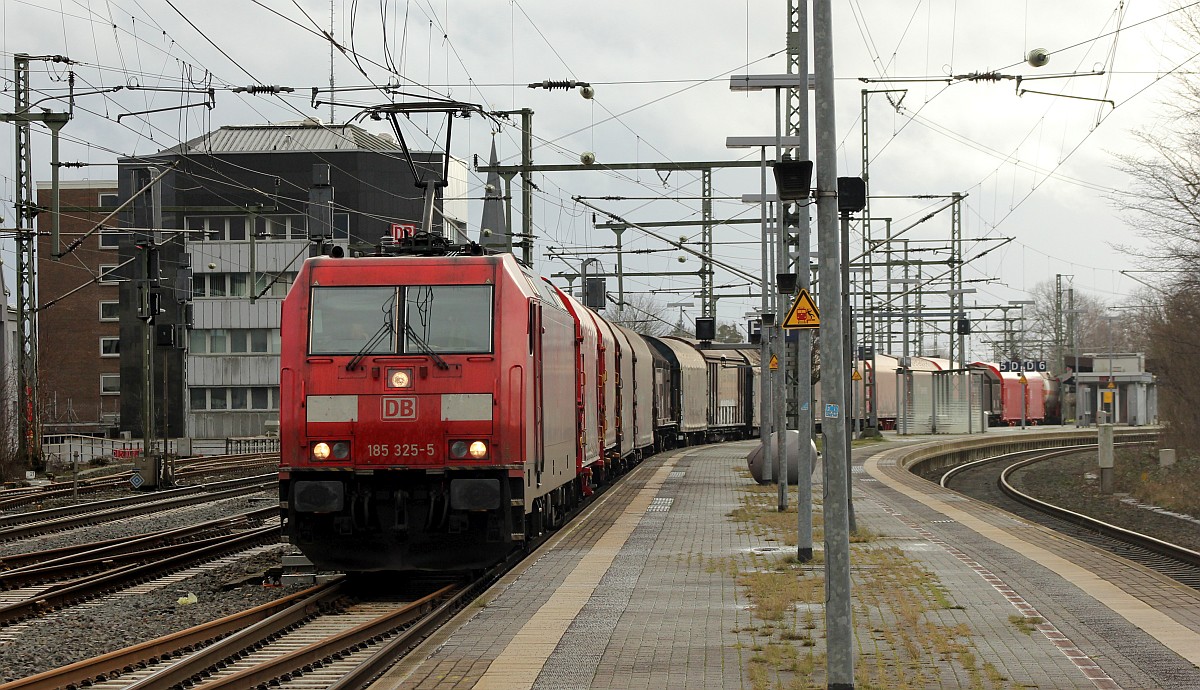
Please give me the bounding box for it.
[939,443,1200,590]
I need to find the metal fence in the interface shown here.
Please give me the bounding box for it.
[42,434,278,469]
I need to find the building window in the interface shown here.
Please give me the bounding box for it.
[194,273,296,300]
[99,229,126,249]
[229,273,249,297]
[187,215,255,242]
[100,373,120,395]
[189,386,278,410]
[99,301,119,321]
[99,193,118,207]
[209,329,228,354]
[261,214,307,240]
[98,265,119,284]
[190,328,280,355]
[100,337,120,357]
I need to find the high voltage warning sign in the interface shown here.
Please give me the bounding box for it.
[782,288,820,329]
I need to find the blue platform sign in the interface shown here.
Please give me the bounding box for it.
[824,403,840,418]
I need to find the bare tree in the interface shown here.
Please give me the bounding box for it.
[1109,8,1200,450]
[715,322,743,343]
[1112,8,1200,291]
[1019,279,1155,365]
[1148,287,1200,455]
[605,293,673,337]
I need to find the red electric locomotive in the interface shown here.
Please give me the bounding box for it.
[279,249,583,571]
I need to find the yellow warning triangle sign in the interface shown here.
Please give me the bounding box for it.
[769,354,779,370]
[782,288,820,329]
[851,369,862,381]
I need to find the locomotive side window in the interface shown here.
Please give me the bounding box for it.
[310,287,398,355]
[403,285,492,353]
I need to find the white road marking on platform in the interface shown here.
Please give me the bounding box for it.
[472,452,684,690]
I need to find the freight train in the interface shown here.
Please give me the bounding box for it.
[842,354,1060,429]
[278,241,760,572]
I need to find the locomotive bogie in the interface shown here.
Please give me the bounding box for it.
[283,469,525,571]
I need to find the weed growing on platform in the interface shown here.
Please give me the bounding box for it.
[851,547,1013,689]
[728,470,1013,689]
[1008,614,1042,634]
[849,526,879,543]
[739,567,824,621]
[733,481,825,547]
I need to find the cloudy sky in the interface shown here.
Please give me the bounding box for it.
[2,0,1196,354]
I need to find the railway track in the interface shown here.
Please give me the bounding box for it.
[0,429,640,688]
[1,571,492,690]
[939,443,1200,590]
[0,514,279,627]
[0,453,279,511]
[0,475,274,542]
[0,507,276,586]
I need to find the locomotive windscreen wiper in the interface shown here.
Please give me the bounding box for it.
[346,293,397,371]
[346,321,393,371]
[405,323,450,370]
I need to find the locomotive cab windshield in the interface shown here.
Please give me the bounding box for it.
[309,284,494,355]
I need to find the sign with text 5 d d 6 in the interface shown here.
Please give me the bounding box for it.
[999,360,1046,373]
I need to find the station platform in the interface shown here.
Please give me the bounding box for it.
[372,433,1200,689]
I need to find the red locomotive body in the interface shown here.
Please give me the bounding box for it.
[279,253,579,571]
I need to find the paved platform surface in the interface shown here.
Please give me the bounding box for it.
[372,432,1200,689]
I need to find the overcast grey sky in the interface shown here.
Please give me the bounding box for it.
[3,1,1196,352]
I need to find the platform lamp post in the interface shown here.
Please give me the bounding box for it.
[837,178,865,533]
[580,257,605,310]
[1104,313,1119,424]
[667,301,694,334]
[1007,300,1035,361]
[726,132,805,488]
[1066,306,1085,426]
[947,288,976,433]
[888,278,920,434]
[773,156,814,514]
[1007,300,1035,430]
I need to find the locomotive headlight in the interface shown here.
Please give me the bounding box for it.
[312,442,331,460]
[387,368,413,389]
[331,442,350,459]
[450,440,489,460]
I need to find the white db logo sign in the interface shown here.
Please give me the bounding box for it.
[382,397,417,420]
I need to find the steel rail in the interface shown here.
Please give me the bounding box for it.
[0,581,343,690]
[999,451,1200,570]
[0,476,273,541]
[0,507,275,571]
[0,525,278,625]
[189,584,458,690]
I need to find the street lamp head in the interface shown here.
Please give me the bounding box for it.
[774,156,814,202]
[728,74,814,91]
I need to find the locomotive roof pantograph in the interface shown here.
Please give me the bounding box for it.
[782,288,820,329]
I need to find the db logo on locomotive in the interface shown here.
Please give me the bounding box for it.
[381,396,418,420]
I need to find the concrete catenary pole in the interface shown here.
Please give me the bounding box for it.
[813,0,854,686]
